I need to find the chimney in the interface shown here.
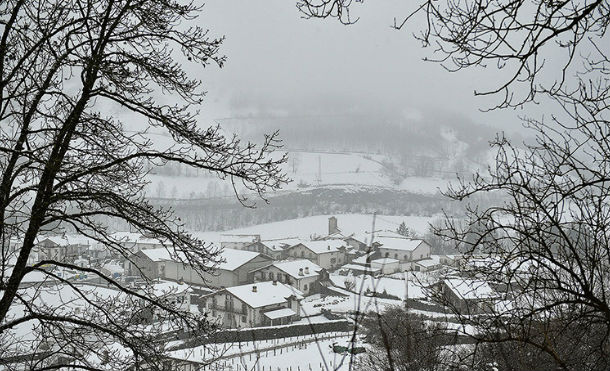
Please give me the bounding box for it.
[298,268,304,276]
[252,285,257,293]
[328,216,338,235]
[272,280,277,285]
[327,245,331,250]
[304,267,310,274]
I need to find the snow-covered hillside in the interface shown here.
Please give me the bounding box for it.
[144,151,453,199]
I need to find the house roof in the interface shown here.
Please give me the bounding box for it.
[300,240,346,254]
[444,278,498,300]
[376,237,427,252]
[371,258,399,265]
[226,281,303,308]
[263,308,296,320]
[268,259,322,279]
[415,258,439,268]
[140,247,261,271]
[262,237,302,251]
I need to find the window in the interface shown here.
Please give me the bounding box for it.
[404,255,408,260]
[241,315,246,322]
[385,252,389,258]
[394,253,398,259]
[303,284,308,291]
[331,258,336,264]
[269,272,274,280]
[261,272,266,280]
[301,251,304,257]
[242,303,247,313]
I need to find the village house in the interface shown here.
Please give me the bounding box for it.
[252,259,326,296]
[284,240,348,270]
[202,281,303,328]
[35,235,93,263]
[439,278,500,315]
[375,237,431,271]
[125,247,272,288]
[137,280,193,322]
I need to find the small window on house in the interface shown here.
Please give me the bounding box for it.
[261,272,266,280]
[394,253,398,259]
[269,272,274,280]
[301,251,304,257]
[385,252,389,258]
[303,284,308,291]
[404,255,408,260]
[242,303,247,313]
[242,315,246,322]
[285,274,289,282]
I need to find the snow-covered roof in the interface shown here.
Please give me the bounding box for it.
[371,258,399,265]
[414,258,438,268]
[444,278,498,300]
[262,237,302,251]
[226,281,303,308]
[140,247,261,271]
[219,249,262,271]
[268,259,322,279]
[300,240,346,254]
[139,247,179,262]
[376,237,426,252]
[263,308,296,320]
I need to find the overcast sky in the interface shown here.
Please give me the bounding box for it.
[187,0,528,132]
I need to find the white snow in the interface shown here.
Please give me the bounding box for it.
[374,237,426,251]
[225,281,304,308]
[266,259,322,279]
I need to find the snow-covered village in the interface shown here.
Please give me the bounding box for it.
[6,214,501,370]
[2,1,609,370]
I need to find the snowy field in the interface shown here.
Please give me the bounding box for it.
[144,151,452,199]
[170,333,367,371]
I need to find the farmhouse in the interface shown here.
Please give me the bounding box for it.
[252,259,326,295]
[202,281,303,328]
[284,240,347,270]
[375,237,431,271]
[125,247,272,288]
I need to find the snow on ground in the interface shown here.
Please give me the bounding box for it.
[329,273,427,300]
[170,333,366,371]
[398,176,449,194]
[300,293,403,317]
[144,151,455,199]
[220,213,436,240]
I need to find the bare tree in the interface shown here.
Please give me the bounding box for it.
[296,1,610,370]
[297,0,610,109]
[0,0,287,369]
